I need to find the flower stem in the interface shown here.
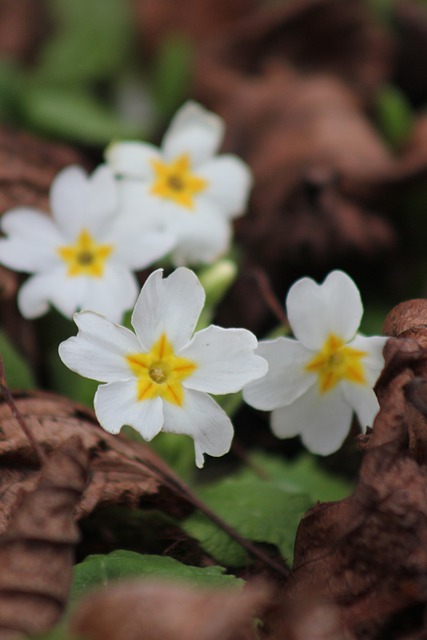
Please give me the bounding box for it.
[110,435,289,579]
[0,356,45,464]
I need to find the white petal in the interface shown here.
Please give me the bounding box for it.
[197,156,253,218]
[243,338,315,411]
[167,200,231,266]
[181,325,267,394]
[287,270,364,350]
[0,209,62,273]
[131,267,205,351]
[50,165,117,239]
[162,101,224,166]
[58,310,141,383]
[95,380,164,438]
[17,269,87,319]
[162,388,233,468]
[271,385,353,456]
[83,265,139,323]
[105,141,161,179]
[348,334,387,386]
[107,218,175,271]
[115,183,169,231]
[341,382,380,432]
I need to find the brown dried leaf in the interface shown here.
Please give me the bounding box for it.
[286,310,427,638]
[196,0,392,100]
[0,127,88,214]
[0,437,88,639]
[130,0,258,54]
[0,390,192,535]
[0,0,49,62]
[69,579,270,640]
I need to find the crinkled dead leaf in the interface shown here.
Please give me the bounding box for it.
[196,0,392,100]
[0,390,192,535]
[0,0,48,62]
[286,302,427,639]
[130,0,258,54]
[0,127,87,213]
[69,579,270,640]
[0,436,88,639]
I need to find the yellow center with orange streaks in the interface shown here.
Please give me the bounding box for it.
[305,334,367,394]
[126,333,196,406]
[150,153,207,209]
[57,229,113,278]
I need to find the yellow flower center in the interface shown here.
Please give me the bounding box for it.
[150,153,208,210]
[57,229,113,278]
[305,334,367,394]
[126,333,197,406]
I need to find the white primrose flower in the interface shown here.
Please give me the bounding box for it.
[0,165,175,323]
[58,267,268,467]
[243,271,387,456]
[106,100,252,266]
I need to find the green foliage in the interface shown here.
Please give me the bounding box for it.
[235,452,353,502]
[21,86,143,145]
[152,36,193,119]
[375,85,413,150]
[0,330,36,390]
[148,431,197,482]
[184,477,312,566]
[35,0,134,84]
[71,551,243,602]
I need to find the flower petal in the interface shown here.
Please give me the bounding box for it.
[167,200,231,266]
[197,155,253,218]
[287,270,364,350]
[162,388,233,468]
[105,141,161,179]
[341,382,380,432]
[17,269,87,319]
[50,165,117,239]
[131,267,205,351]
[84,265,139,323]
[348,334,387,386]
[271,385,353,456]
[181,325,267,394]
[95,380,164,438]
[162,101,224,166]
[58,310,141,383]
[243,338,315,411]
[107,217,175,271]
[0,209,62,273]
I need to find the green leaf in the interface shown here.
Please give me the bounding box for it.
[152,36,193,118]
[235,452,353,503]
[35,0,133,84]
[21,85,144,145]
[375,85,413,149]
[72,551,242,601]
[184,477,312,567]
[0,329,36,390]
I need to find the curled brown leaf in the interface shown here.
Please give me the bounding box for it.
[69,579,271,640]
[286,302,427,638]
[0,390,192,535]
[0,437,88,639]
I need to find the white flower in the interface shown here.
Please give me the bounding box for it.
[106,101,252,266]
[0,165,175,322]
[58,267,268,467]
[243,271,387,456]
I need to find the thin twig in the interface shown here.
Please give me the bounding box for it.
[134,453,290,579]
[0,356,45,464]
[249,268,289,329]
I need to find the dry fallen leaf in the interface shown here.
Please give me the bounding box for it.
[0,127,88,214]
[69,579,270,640]
[285,302,427,639]
[0,437,88,639]
[0,390,193,535]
